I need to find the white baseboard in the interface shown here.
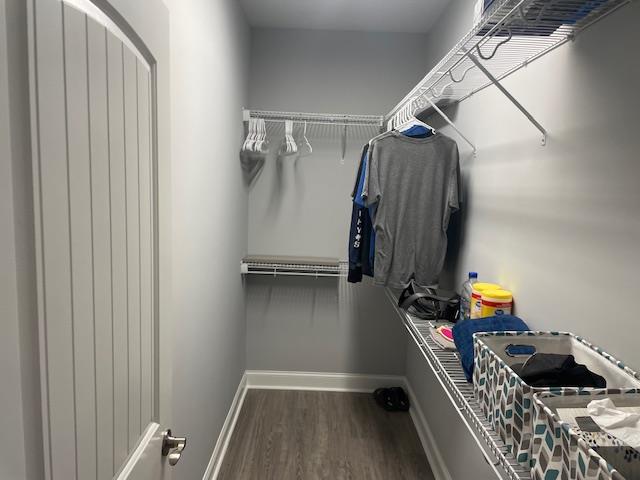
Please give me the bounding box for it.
[245,370,404,392]
[202,373,248,480]
[202,371,450,480]
[403,380,452,480]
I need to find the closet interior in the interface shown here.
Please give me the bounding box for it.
[3,0,640,479]
[239,0,640,478]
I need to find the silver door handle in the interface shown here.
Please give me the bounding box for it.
[161,429,187,466]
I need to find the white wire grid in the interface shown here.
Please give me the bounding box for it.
[387,0,630,120]
[385,288,532,480]
[241,261,348,277]
[246,109,384,127]
[253,118,381,141]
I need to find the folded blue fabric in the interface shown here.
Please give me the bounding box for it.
[452,315,530,382]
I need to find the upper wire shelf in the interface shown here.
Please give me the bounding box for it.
[386,0,630,143]
[244,109,384,127]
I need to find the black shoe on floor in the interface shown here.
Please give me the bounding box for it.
[373,387,410,412]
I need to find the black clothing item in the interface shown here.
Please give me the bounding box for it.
[350,144,367,198]
[347,202,374,282]
[398,281,460,321]
[511,353,606,388]
[347,145,374,283]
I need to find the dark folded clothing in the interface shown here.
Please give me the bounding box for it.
[452,315,530,382]
[511,353,606,388]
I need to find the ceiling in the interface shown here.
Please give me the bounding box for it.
[239,0,451,34]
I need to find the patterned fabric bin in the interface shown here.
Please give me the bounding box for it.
[532,389,640,480]
[473,331,640,469]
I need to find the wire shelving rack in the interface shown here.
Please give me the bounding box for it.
[244,109,384,128]
[386,0,631,147]
[243,1,632,151]
[241,258,347,278]
[385,288,532,480]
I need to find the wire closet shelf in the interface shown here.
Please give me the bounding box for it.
[385,288,532,480]
[244,109,384,128]
[241,260,348,278]
[386,0,630,144]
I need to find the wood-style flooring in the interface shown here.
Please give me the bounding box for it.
[218,389,434,480]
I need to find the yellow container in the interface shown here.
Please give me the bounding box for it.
[471,283,501,319]
[481,289,513,318]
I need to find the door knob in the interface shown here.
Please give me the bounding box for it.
[161,429,187,466]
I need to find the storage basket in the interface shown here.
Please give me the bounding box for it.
[473,331,640,468]
[532,389,640,480]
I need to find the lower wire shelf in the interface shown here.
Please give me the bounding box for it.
[241,255,348,277]
[384,288,531,480]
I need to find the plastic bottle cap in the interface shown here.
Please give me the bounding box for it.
[469,272,478,278]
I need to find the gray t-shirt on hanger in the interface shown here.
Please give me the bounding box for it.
[364,131,461,288]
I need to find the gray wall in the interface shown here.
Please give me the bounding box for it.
[245,28,432,374]
[405,2,640,476]
[246,275,406,374]
[248,28,437,257]
[421,1,640,368]
[0,1,43,479]
[405,341,498,480]
[167,0,250,478]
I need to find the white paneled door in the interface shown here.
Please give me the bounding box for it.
[28,0,176,479]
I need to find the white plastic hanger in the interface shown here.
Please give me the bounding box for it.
[280,119,298,155]
[242,117,270,153]
[256,118,268,152]
[299,121,312,156]
[396,99,435,134]
[242,117,256,152]
[251,117,262,151]
[290,121,297,152]
[254,118,263,151]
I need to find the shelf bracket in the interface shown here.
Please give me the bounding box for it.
[423,96,478,155]
[467,53,548,146]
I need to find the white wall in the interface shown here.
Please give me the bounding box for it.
[422,1,640,369]
[167,0,250,478]
[245,28,433,374]
[0,1,43,479]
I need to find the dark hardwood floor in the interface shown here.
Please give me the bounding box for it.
[217,389,434,480]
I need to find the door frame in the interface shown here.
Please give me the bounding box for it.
[25,0,172,477]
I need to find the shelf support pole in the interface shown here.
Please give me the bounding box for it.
[423,96,478,154]
[467,53,548,145]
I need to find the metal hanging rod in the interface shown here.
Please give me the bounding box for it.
[385,0,631,146]
[243,109,384,127]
